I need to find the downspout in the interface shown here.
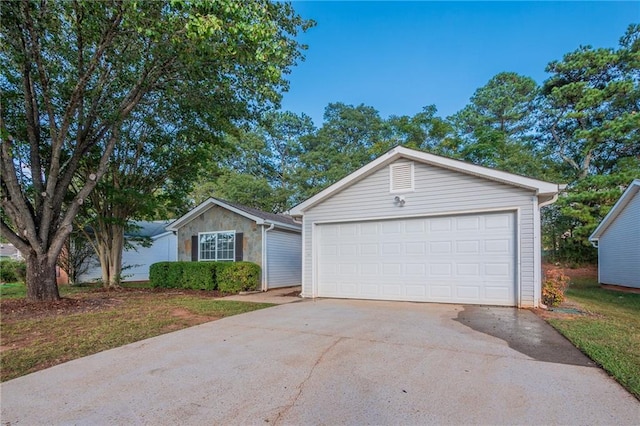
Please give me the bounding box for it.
[261,223,275,291]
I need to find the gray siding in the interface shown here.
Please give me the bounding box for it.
[176,205,262,266]
[302,160,539,306]
[598,192,640,288]
[266,229,302,288]
[78,234,177,283]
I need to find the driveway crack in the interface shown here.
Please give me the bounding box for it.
[273,336,345,425]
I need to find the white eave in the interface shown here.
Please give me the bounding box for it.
[166,198,301,232]
[589,179,640,242]
[290,146,563,216]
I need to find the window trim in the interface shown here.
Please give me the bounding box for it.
[198,230,236,262]
[389,162,415,194]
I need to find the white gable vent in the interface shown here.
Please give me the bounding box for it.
[390,162,414,193]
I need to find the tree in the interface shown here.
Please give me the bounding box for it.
[374,105,453,156]
[448,72,554,179]
[297,103,386,197]
[539,25,640,261]
[0,0,313,301]
[194,111,315,212]
[542,158,640,263]
[541,24,640,180]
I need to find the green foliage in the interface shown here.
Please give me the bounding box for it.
[541,24,640,180]
[543,164,640,263]
[181,262,216,291]
[448,72,559,180]
[0,259,26,283]
[217,262,261,293]
[149,262,184,289]
[0,0,313,300]
[150,261,260,293]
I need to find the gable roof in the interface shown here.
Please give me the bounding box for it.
[166,197,301,232]
[127,220,175,240]
[290,146,563,216]
[589,179,640,242]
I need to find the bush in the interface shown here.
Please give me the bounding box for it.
[542,267,570,307]
[181,262,216,290]
[218,262,260,293]
[0,259,26,283]
[150,262,184,288]
[149,261,260,294]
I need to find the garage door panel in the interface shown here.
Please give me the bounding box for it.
[317,212,516,306]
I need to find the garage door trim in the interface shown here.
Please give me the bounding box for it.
[311,208,521,306]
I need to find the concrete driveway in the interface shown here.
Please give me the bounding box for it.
[1,299,638,425]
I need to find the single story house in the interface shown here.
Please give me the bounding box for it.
[589,179,640,289]
[290,146,562,308]
[166,198,302,291]
[78,220,177,282]
[0,243,23,261]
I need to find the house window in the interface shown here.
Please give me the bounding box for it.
[199,231,235,261]
[390,162,414,193]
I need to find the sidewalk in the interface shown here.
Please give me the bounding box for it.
[222,286,302,304]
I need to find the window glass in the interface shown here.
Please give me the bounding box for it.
[199,231,235,261]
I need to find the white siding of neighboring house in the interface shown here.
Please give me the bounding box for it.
[78,233,177,283]
[598,192,640,288]
[301,159,539,307]
[266,228,302,289]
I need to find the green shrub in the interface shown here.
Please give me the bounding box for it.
[218,262,260,293]
[149,262,184,288]
[149,261,260,293]
[181,262,216,290]
[0,259,26,283]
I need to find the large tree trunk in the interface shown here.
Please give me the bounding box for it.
[25,253,61,302]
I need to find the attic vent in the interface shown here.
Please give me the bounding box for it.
[390,162,414,193]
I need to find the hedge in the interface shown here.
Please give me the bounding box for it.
[149,261,260,293]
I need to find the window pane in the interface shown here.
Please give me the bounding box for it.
[217,232,235,261]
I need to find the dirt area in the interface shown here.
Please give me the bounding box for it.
[0,287,223,322]
[535,263,599,321]
[543,263,597,280]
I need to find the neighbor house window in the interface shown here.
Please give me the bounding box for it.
[199,231,235,261]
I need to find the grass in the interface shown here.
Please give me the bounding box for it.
[547,276,640,399]
[0,283,273,382]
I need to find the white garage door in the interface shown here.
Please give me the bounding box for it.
[316,212,516,306]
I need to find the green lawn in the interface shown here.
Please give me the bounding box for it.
[547,277,640,399]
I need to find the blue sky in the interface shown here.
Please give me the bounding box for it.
[279,1,639,126]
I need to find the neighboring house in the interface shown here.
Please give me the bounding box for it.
[167,198,302,291]
[78,220,177,283]
[290,146,562,308]
[589,179,640,289]
[0,243,23,260]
